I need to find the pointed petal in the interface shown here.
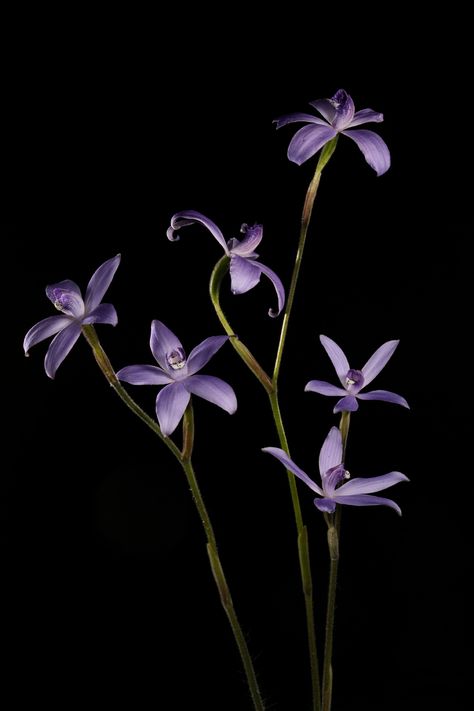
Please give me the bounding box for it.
[44,322,82,379]
[358,390,410,409]
[84,254,121,311]
[313,497,337,514]
[287,124,337,165]
[342,129,391,176]
[167,210,229,254]
[319,335,350,383]
[230,255,261,294]
[337,472,409,496]
[155,383,190,436]
[183,375,237,414]
[150,320,185,373]
[46,281,85,318]
[229,224,263,256]
[116,364,172,385]
[305,380,347,397]
[23,315,72,354]
[348,108,384,127]
[309,99,337,123]
[319,427,343,478]
[331,494,403,515]
[334,395,359,413]
[82,303,118,326]
[262,447,323,495]
[361,340,399,385]
[273,112,328,128]
[186,336,229,375]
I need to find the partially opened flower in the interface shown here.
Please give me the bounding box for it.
[117,320,237,436]
[274,88,390,175]
[167,210,285,317]
[23,254,121,379]
[263,427,408,515]
[305,335,409,413]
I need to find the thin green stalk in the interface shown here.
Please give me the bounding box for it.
[273,136,338,384]
[321,412,350,711]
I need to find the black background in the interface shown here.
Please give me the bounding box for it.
[3,9,472,710]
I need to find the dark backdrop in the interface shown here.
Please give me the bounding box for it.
[3,10,471,710]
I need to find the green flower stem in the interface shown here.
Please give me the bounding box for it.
[321,411,351,711]
[273,136,338,384]
[82,324,265,711]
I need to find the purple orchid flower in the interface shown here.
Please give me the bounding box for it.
[274,88,390,176]
[167,210,285,317]
[116,320,237,436]
[23,254,121,379]
[263,427,408,515]
[305,335,409,414]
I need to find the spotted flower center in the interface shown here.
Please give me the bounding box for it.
[325,464,350,492]
[167,347,186,370]
[345,368,364,391]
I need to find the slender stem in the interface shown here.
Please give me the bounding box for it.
[273,136,338,384]
[82,325,265,710]
[321,412,351,711]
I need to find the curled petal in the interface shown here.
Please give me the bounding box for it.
[229,224,263,257]
[183,375,237,414]
[82,303,118,326]
[155,382,190,436]
[230,255,261,294]
[320,335,350,383]
[273,112,328,129]
[305,380,347,397]
[342,129,391,176]
[150,320,186,374]
[361,340,399,385]
[319,427,343,479]
[330,90,355,130]
[46,282,85,318]
[262,447,323,495]
[167,210,229,254]
[331,494,403,515]
[358,390,410,408]
[46,279,82,297]
[253,261,285,317]
[334,395,359,413]
[84,254,121,312]
[337,471,409,496]
[44,322,82,379]
[23,315,72,355]
[287,124,337,165]
[313,497,337,514]
[348,108,384,127]
[186,336,229,375]
[116,364,171,385]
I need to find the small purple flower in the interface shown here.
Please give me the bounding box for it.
[305,335,409,413]
[274,88,390,175]
[117,320,237,436]
[263,427,408,515]
[23,255,121,379]
[167,210,285,317]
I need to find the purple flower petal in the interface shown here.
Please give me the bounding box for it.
[230,255,261,294]
[361,340,399,385]
[229,224,263,257]
[252,261,285,317]
[150,320,186,373]
[342,129,391,176]
[23,315,73,355]
[287,124,337,165]
[84,254,121,312]
[319,335,350,384]
[116,364,172,385]
[309,99,337,124]
[46,282,85,318]
[336,471,409,496]
[334,395,359,413]
[167,210,229,254]
[331,494,403,516]
[304,380,347,397]
[348,108,384,127]
[358,390,410,408]
[313,497,337,514]
[155,382,190,436]
[44,322,82,379]
[273,112,329,129]
[186,336,229,376]
[183,374,237,414]
[82,303,118,326]
[329,90,355,131]
[319,427,343,478]
[262,447,323,496]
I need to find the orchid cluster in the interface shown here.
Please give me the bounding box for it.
[24,89,408,711]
